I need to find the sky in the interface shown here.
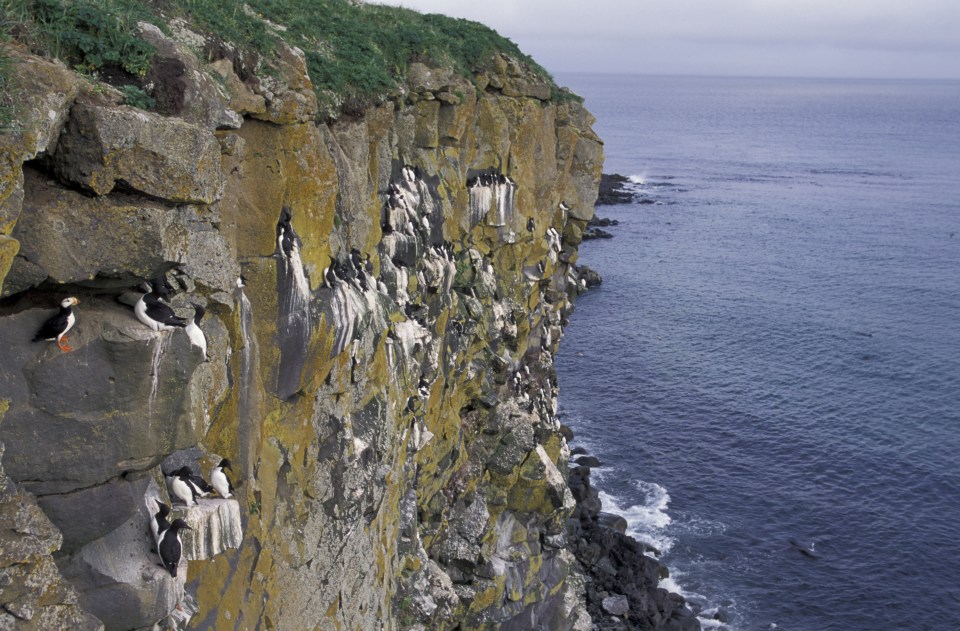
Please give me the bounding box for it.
[374,0,960,80]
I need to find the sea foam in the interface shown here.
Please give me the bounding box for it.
[598,479,673,554]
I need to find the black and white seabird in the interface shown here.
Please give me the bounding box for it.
[357,269,369,292]
[32,297,79,352]
[158,518,191,577]
[277,208,295,258]
[179,465,214,498]
[185,303,207,359]
[210,458,234,499]
[151,275,176,299]
[167,468,198,506]
[350,248,363,272]
[150,500,172,551]
[135,282,188,332]
[166,466,211,505]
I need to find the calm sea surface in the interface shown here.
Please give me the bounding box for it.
[554,74,960,630]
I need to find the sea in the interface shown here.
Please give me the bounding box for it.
[553,74,960,631]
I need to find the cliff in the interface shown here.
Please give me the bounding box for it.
[0,3,694,630]
[0,7,596,629]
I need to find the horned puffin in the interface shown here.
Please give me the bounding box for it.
[185,303,207,359]
[32,297,79,352]
[158,518,191,577]
[210,458,234,499]
[135,281,188,332]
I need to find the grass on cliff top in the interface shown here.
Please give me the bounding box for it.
[1,0,578,118]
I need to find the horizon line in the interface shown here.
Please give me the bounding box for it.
[551,69,960,83]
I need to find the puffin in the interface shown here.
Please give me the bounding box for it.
[150,501,172,551]
[185,303,207,359]
[158,518,191,577]
[210,459,234,499]
[135,282,188,332]
[32,297,79,352]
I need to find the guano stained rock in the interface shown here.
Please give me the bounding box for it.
[0,27,694,630]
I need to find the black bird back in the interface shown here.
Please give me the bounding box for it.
[145,293,188,327]
[33,305,72,341]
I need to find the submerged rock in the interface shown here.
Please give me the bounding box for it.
[582,227,614,240]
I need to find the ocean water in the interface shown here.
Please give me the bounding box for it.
[554,74,960,630]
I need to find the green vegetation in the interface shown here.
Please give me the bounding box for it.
[395,594,417,627]
[3,0,154,76]
[1,0,575,118]
[0,41,13,128]
[119,84,154,109]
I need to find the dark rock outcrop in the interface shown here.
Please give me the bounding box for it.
[0,440,104,631]
[567,461,700,631]
[582,226,614,240]
[589,217,620,228]
[574,264,603,290]
[597,173,637,206]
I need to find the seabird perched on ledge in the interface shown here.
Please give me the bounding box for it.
[135,281,188,332]
[158,519,191,577]
[277,208,296,258]
[167,468,198,507]
[185,303,207,359]
[210,458,234,499]
[181,465,213,498]
[165,465,211,506]
[32,297,79,352]
[150,500,171,552]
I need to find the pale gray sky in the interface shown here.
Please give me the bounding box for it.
[375,0,960,80]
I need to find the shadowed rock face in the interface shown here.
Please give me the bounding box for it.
[0,30,608,631]
[0,299,207,495]
[0,440,104,631]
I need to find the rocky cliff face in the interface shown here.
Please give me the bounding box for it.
[0,22,603,630]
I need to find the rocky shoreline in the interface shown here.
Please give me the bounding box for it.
[583,173,636,240]
[563,173,701,630]
[562,426,701,631]
[597,173,638,206]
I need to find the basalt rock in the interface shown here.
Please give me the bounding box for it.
[51,101,223,204]
[0,47,83,297]
[0,18,673,629]
[0,440,104,631]
[574,264,604,290]
[567,452,700,631]
[597,173,637,206]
